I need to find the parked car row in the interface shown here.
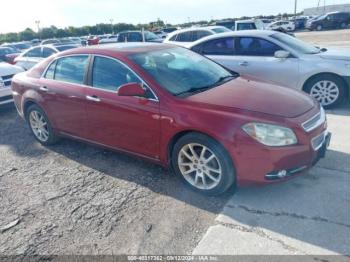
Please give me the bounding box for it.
[10,43,331,195]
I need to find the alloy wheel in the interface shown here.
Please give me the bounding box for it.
[178,143,222,190]
[29,110,50,142]
[310,80,340,107]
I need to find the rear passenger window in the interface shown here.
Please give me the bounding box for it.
[92,56,140,91]
[202,37,235,55]
[54,56,89,84]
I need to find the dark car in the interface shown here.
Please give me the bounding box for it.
[291,18,308,30]
[12,43,329,195]
[117,31,163,43]
[2,42,32,52]
[0,47,20,64]
[306,12,350,31]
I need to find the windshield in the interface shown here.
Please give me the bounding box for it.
[55,45,78,51]
[129,47,235,96]
[145,31,160,40]
[212,27,231,33]
[14,43,31,50]
[271,32,320,54]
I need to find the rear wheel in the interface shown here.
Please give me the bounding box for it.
[172,133,236,196]
[26,104,58,145]
[305,75,346,109]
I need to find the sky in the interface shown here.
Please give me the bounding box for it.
[1,0,350,33]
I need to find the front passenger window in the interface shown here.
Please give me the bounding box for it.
[236,37,282,56]
[92,56,140,91]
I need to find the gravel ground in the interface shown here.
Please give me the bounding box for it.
[0,105,231,255]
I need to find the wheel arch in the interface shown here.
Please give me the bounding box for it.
[302,72,349,98]
[22,100,39,120]
[166,129,235,169]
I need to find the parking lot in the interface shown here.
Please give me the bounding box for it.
[1,29,350,256]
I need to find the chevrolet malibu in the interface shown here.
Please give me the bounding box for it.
[11,43,330,195]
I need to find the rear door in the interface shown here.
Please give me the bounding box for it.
[39,55,90,137]
[84,55,160,158]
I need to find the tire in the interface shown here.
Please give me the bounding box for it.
[316,25,323,31]
[340,22,347,29]
[304,75,346,109]
[26,104,59,145]
[172,132,236,196]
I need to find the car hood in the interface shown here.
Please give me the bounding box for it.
[186,77,315,118]
[318,49,350,61]
[0,62,24,76]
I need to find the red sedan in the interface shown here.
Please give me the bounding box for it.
[11,43,330,195]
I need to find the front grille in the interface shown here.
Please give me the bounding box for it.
[312,132,326,151]
[302,107,326,132]
[1,74,14,87]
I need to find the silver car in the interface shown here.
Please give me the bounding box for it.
[188,30,350,108]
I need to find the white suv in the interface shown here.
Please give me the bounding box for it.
[163,26,230,47]
[189,30,350,108]
[0,62,24,105]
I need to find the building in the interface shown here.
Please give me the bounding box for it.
[304,3,350,16]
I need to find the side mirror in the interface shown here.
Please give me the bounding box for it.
[118,82,146,97]
[274,50,290,59]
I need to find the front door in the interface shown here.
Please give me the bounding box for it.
[84,55,161,159]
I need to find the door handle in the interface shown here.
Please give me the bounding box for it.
[239,61,249,67]
[86,95,101,102]
[39,86,49,92]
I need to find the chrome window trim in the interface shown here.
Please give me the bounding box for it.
[311,131,327,151]
[91,54,159,102]
[302,107,326,133]
[40,53,159,102]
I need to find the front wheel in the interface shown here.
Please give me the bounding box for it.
[172,133,236,196]
[316,25,323,31]
[305,75,346,109]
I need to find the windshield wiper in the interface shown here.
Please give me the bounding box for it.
[175,75,236,97]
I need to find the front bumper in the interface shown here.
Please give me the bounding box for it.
[0,87,13,105]
[231,108,329,186]
[265,132,331,181]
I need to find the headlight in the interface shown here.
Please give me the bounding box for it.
[242,123,297,147]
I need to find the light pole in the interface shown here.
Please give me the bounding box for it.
[109,19,114,34]
[35,20,40,40]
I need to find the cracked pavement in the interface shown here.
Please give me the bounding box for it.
[0,105,230,255]
[193,104,350,255]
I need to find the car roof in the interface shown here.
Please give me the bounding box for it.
[59,43,176,56]
[187,30,277,47]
